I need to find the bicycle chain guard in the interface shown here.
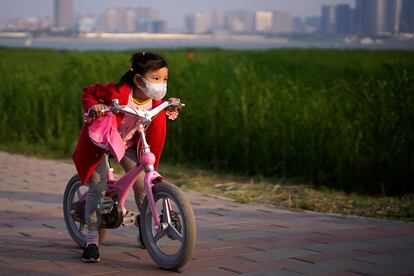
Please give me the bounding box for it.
[100,196,123,229]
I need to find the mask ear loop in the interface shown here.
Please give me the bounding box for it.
[136,74,147,90]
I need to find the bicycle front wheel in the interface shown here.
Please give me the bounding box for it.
[140,181,196,271]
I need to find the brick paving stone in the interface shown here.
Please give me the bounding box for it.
[181,267,242,275]
[183,255,249,272]
[238,247,321,263]
[243,270,304,276]
[315,271,362,276]
[303,240,377,253]
[215,231,278,241]
[282,259,380,275]
[12,260,63,273]
[216,258,302,274]
[291,249,377,264]
[355,252,414,266]
[0,151,414,275]
[364,236,414,248]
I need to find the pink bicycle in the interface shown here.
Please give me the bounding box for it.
[63,99,196,271]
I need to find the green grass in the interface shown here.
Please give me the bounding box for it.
[0,47,413,195]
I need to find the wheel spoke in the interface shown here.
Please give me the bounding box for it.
[76,189,81,201]
[153,229,167,243]
[162,198,171,223]
[167,223,183,242]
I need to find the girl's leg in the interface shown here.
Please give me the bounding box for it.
[85,156,107,247]
[119,146,145,213]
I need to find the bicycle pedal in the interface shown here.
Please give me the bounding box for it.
[122,210,137,226]
[97,196,114,214]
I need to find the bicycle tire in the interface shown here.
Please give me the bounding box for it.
[63,174,106,248]
[140,181,196,271]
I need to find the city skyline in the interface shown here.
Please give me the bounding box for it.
[2,0,412,36]
[1,0,354,30]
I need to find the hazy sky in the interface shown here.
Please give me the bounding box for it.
[1,0,355,29]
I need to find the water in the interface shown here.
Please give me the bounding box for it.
[1,35,414,50]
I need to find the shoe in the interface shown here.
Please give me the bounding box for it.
[82,244,100,263]
[135,215,146,249]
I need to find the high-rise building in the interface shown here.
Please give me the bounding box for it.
[385,0,402,33]
[321,5,336,34]
[354,0,365,34]
[102,7,162,33]
[225,11,254,34]
[124,9,136,33]
[355,0,381,35]
[225,14,245,33]
[305,16,321,33]
[135,7,160,33]
[254,11,272,33]
[185,10,255,34]
[136,7,159,22]
[210,11,226,33]
[400,0,414,33]
[152,20,166,33]
[185,13,209,34]
[292,17,304,33]
[354,0,401,35]
[271,11,292,34]
[375,0,387,33]
[104,8,122,32]
[335,4,352,34]
[54,0,74,30]
[78,16,95,32]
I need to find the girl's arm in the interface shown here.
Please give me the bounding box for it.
[82,85,100,112]
[82,83,116,112]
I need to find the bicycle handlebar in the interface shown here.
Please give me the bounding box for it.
[85,99,185,123]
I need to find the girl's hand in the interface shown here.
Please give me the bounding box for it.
[91,104,108,118]
[166,98,180,120]
[166,109,179,120]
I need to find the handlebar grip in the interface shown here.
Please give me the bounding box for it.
[170,102,185,108]
[88,107,111,118]
[88,109,97,117]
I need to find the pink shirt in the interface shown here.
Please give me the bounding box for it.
[117,89,153,148]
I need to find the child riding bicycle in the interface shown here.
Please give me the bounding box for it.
[72,52,180,262]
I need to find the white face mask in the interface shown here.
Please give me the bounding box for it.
[138,77,167,100]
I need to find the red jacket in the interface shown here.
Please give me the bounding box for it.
[72,82,166,184]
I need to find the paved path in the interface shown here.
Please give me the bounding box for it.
[0,151,413,275]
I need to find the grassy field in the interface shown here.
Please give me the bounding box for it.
[0,47,413,196]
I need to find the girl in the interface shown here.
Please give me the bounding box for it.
[72,52,179,263]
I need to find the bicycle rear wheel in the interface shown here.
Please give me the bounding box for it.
[63,174,106,248]
[140,181,196,271]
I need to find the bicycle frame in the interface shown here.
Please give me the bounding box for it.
[82,99,183,231]
[105,129,164,230]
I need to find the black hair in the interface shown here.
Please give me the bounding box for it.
[116,52,168,88]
